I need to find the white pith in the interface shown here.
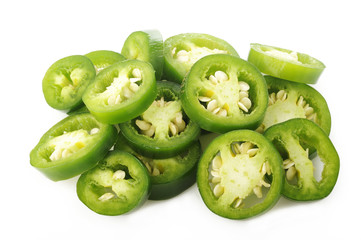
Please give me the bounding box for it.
[48,128,99,161]
[209,142,271,208]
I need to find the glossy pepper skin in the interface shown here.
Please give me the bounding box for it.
[197,130,284,219]
[163,33,239,83]
[181,54,268,133]
[115,133,202,200]
[82,59,157,124]
[30,113,117,181]
[248,43,325,84]
[42,55,96,111]
[259,75,331,135]
[121,30,164,80]
[77,150,150,215]
[264,119,339,201]
[119,80,200,158]
[85,50,126,74]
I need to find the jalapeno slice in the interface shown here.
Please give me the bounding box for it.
[119,81,200,158]
[121,30,164,80]
[181,54,268,133]
[115,133,201,200]
[256,75,331,135]
[248,43,325,84]
[30,113,117,181]
[264,119,339,201]
[163,33,239,83]
[42,55,96,111]
[77,150,150,215]
[82,59,157,124]
[85,50,126,74]
[197,130,284,219]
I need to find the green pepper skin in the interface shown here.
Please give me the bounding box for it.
[197,130,284,219]
[115,133,201,200]
[163,33,239,83]
[181,54,268,133]
[30,113,117,181]
[77,150,150,215]
[121,30,164,80]
[82,59,157,124]
[262,75,331,135]
[248,43,325,84]
[85,50,126,74]
[42,55,96,111]
[119,81,200,158]
[264,119,339,201]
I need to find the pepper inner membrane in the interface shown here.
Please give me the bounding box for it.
[91,164,137,202]
[172,43,227,70]
[257,89,318,133]
[197,68,253,118]
[55,68,86,99]
[96,68,143,106]
[135,95,187,139]
[208,141,272,209]
[46,127,100,162]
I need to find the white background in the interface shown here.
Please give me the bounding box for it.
[1,0,359,239]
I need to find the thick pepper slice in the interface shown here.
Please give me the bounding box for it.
[256,75,331,135]
[85,50,126,74]
[181,54,268,133]
[42,55,96,111]
[115,133,201,200]
[82,59,157,124]
[264,119,339,201]
[119,81,200,158]
[121,30,164,80]
[197,130,284,219]
[248,43,325,84]
[163,33,239,83]
[77,150,150,215]
[30,113,117,181]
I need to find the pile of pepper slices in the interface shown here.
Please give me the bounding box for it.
[30,30,339,219]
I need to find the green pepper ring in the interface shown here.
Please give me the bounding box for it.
[82,59,157,124]
[30,113,117,181]
[197,130,284,219]
[248,43,325,84]
[77,150,150,215]
[181,54,268,133]
[264,118,339,201]
[42,55,96,111]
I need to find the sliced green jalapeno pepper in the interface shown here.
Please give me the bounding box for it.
[264,119,339,201]
[42,55,96,111]
[30,113,117,181]
[163,33,239,83]
[197,130,284,219]
[248,43,325,84]
[115,133,201,200]
[77,150,150,215]
[121,30,164,80]
[256,75,331,135]
[181,54,268,133]
[85,50,126,74]
[82,59,157,124]
[119,80,200,158]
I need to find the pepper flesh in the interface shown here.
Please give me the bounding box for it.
[163,33,239,83]
[30,113,117,181]
[264,118,339,200]
[77,150,150,215]
[248,43,325,84]
[181,54,268,133]
[197,130,284,219]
